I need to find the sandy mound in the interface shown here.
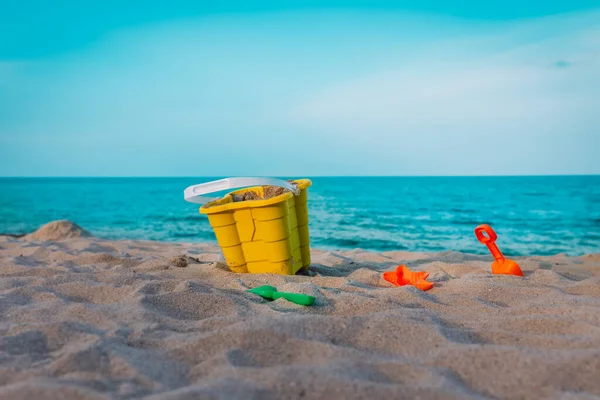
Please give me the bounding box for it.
[1,229,599,399]
[24,220,92,241]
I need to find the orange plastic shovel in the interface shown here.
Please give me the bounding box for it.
[383,265,434,291]
[474,224,524,277]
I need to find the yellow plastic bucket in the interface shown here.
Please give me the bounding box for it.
[184,178,312,275]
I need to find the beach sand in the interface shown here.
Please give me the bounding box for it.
[1,221,599,399]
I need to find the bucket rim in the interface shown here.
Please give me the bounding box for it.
[199,179,311,214]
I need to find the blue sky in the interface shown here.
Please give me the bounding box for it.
[1,1,599,176]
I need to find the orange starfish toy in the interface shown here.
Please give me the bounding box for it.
[383,265,434,291]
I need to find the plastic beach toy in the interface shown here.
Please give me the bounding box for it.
[383,265,434,291]
[475,224,524,277]
[247,285,316,306]
[184,177,312,275]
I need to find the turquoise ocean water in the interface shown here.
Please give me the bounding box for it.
[0,176,598,256]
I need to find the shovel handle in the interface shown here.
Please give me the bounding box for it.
[475,224,505,263]
[273,291,315,306]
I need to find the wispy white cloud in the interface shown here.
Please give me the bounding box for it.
[284,12,600,175]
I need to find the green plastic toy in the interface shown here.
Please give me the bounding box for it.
[246,285,316,306]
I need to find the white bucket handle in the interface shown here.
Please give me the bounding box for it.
[184,177,300,205]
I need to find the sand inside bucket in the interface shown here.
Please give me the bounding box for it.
[231,181,298,203]
[202,181,299,208]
